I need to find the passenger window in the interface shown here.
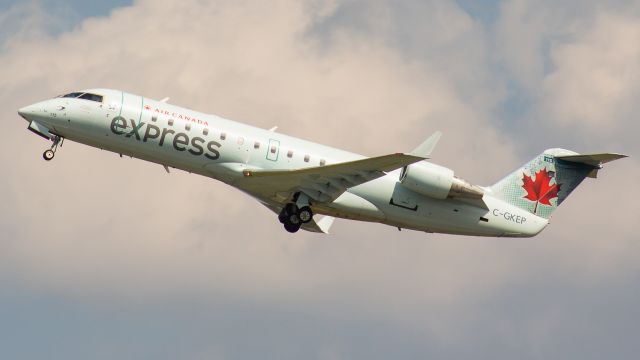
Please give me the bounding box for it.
[287,150,293,158]
[270,146,277,154]
[185,124,191,131]
[152,116,157,122]
[304,155,310,162]
[320,159,326,166]
[220,132,226,140]
[168,119,174,126]
[203,128,209,136]
[254,141,260,149]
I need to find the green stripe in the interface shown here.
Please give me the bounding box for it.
[118,91,124,117]
[139,96,144,122]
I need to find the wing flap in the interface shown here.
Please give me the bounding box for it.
[243,153,421,178]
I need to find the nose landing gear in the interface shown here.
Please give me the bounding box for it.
[42,135,63,161]
[43,149,55,161]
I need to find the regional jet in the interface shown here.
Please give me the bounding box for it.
[18,89,626,236]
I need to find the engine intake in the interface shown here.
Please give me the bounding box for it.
[400,162,484,200]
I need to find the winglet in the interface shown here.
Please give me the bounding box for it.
[410,131,442,158]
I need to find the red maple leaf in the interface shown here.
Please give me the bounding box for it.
[522,169,561,214]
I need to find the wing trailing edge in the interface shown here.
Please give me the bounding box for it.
[241,153,425,203]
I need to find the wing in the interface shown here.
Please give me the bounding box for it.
[238,153,425,204]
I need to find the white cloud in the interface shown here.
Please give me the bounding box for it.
[543,12,640,131]
[0,0,638,358]
[0,0,514,311]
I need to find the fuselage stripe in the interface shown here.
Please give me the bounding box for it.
[139,96,144,123]
[118,91,124,117]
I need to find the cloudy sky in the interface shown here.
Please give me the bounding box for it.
[1,0,639,359]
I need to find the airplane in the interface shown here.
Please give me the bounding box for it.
[18,89,626,236]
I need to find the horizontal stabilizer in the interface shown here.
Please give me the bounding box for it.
[556,153,628,166]
[556,152,627,178]
[410,131,442,158]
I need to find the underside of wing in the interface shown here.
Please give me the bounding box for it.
[238,153,425,204]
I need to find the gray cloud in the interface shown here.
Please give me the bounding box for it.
[0,0,638,359]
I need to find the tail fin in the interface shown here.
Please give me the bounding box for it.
[489,149,626,219]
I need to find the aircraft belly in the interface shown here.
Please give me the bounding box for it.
[314,191,385,222]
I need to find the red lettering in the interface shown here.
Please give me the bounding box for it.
[150,107,209,126]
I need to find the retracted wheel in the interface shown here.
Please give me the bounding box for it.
[43,149,55,161]
[298,206,313,223]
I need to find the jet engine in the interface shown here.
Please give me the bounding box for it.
[400,162,484,200]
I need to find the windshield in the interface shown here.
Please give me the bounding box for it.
[57,92,103,103]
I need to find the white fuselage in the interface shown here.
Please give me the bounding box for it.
[19,89,548,237]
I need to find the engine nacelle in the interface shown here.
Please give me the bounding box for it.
[400,162,484,200]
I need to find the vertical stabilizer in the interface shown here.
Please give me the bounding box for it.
[489,149,625,219]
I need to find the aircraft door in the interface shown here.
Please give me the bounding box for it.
[66,94,110,136]
[120,92,144,127]
[266,139,280,161]
[105,95,120,120]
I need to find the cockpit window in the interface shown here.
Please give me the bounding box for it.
[77,93,103,102]
[58,92,103,103]
[60,92,84,98]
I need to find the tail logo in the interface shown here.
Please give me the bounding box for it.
[522,169,561,214]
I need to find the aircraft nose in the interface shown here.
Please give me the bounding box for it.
[18,104,39,122]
